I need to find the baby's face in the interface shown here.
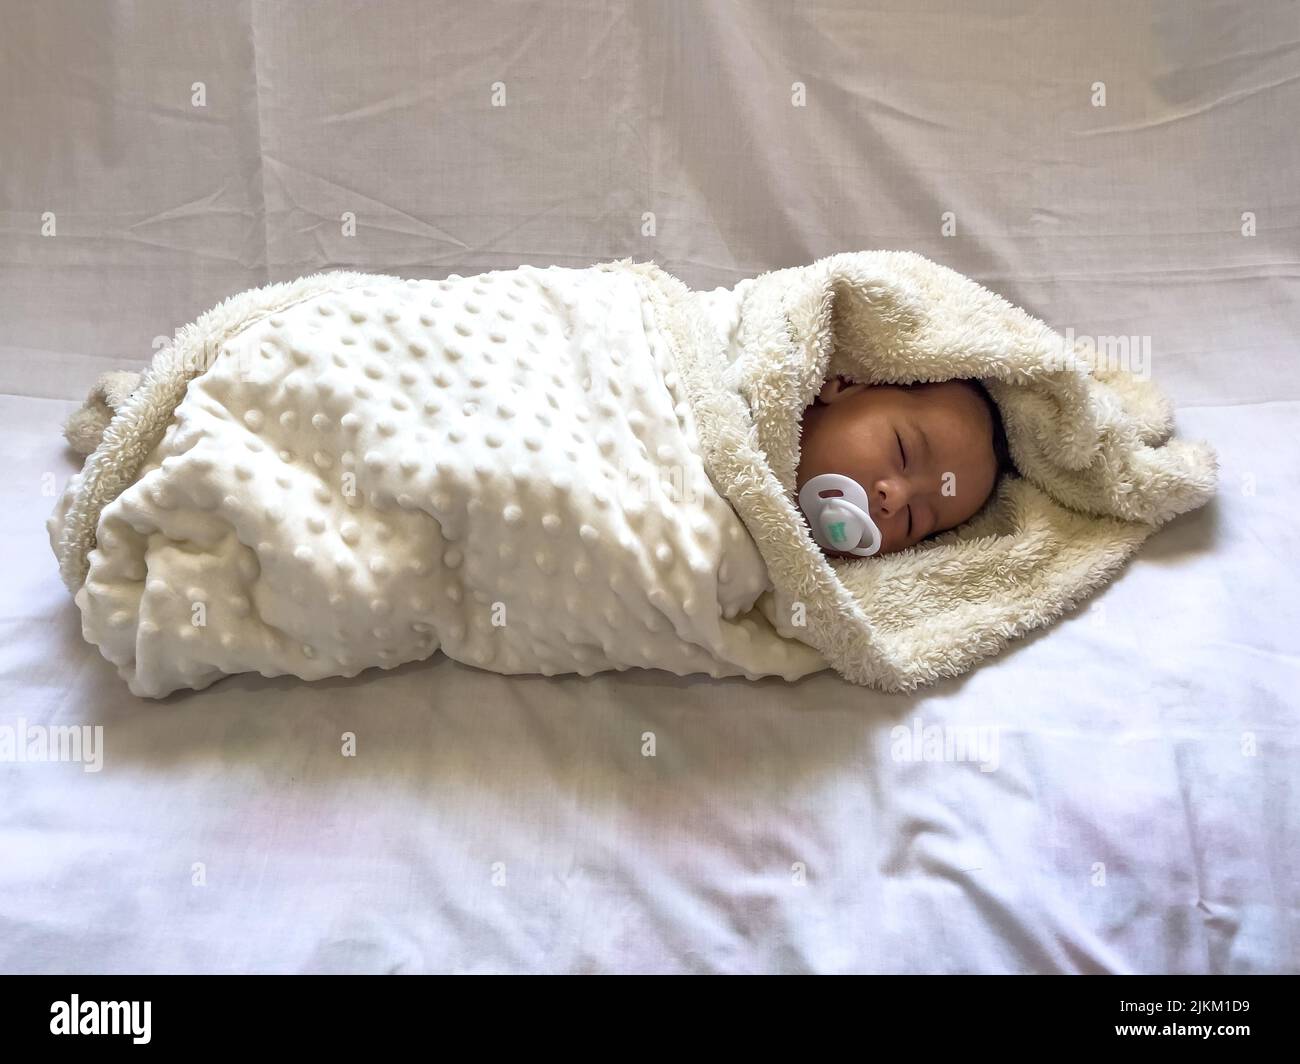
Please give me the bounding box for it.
[796,378,998,556]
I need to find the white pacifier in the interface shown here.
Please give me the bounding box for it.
[797,473,883,557]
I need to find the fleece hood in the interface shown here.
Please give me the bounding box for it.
[646,249,1218,690]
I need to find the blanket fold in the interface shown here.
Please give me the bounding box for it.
[48,252,1216,697]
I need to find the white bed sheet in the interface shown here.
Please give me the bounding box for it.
[1,1,1297,973]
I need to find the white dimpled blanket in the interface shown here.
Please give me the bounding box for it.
[50,253,1217,697]
[51,264,825,696]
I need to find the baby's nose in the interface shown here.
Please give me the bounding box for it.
[873,476,912,516]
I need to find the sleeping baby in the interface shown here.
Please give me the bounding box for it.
[796,375,1011,558]
[50,252,1213,698]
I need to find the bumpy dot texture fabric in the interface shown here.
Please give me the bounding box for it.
[73,266,828,696]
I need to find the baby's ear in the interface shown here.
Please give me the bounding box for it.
[817,375,869,404]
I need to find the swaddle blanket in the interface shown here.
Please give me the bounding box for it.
[49,252,1217,698]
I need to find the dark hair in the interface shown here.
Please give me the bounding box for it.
[966,378,1014,477]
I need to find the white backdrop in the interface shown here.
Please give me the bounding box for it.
[1,0,1297,972]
